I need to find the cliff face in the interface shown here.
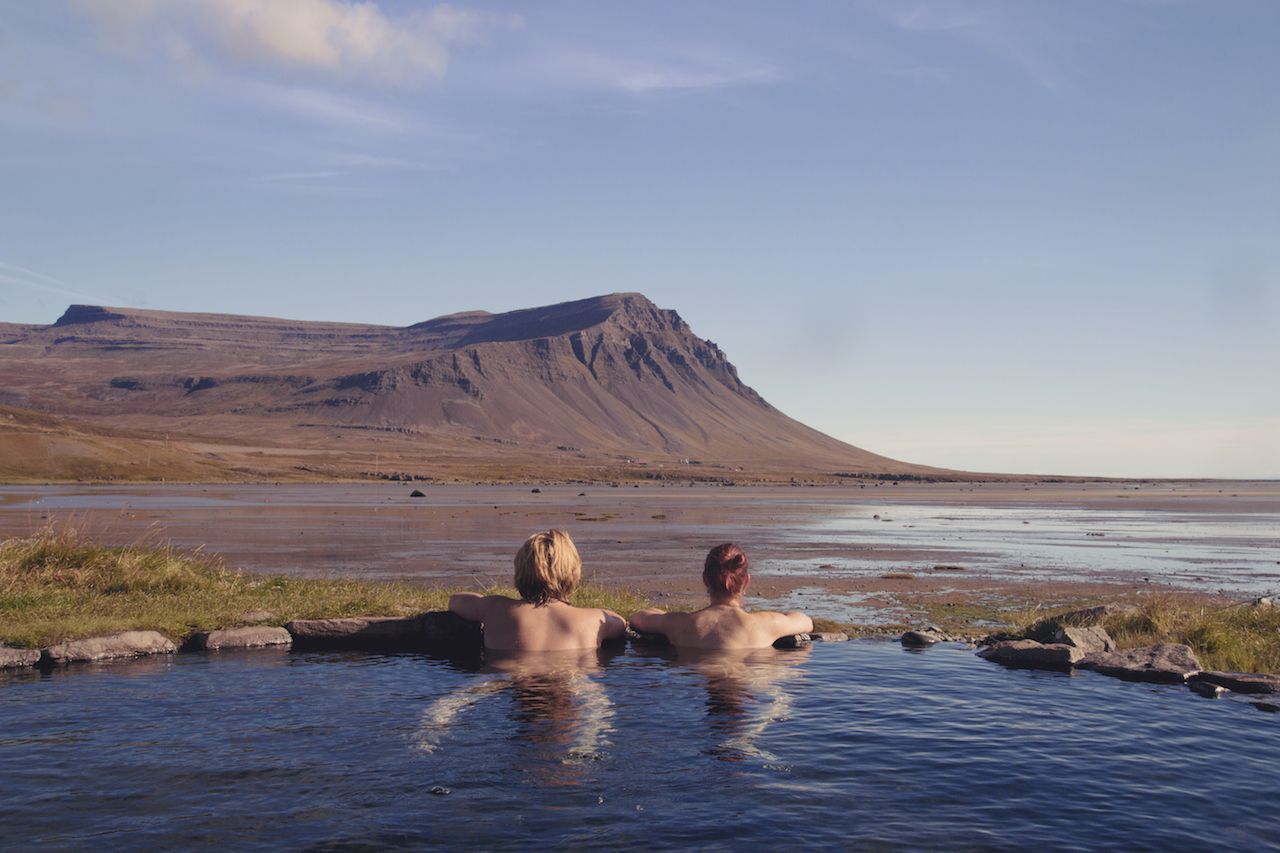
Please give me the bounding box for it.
[0,293,927,476]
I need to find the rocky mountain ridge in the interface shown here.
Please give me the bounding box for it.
[0,293,943,481]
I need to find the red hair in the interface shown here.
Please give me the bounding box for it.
[703,543,750,598]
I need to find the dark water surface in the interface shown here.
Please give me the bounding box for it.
[2,642,1276,851]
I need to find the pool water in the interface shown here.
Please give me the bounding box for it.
[1,642,1275,850]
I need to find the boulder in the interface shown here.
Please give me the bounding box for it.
[1054,603,1139,624]
[409,489,426,498]
[285,612,481,653]
[40,631,176,665]
[0,647,41,669]
[977,640,1084,669]
[286,616,421,648]
[1188,671,1280,695]
[901,626,954,647]
[1188,680,1226,698]
[187,626,293,651]
[1052,625,1115,655]
[1251,596,1275,609]
[1254,700,1280,713]
[1079,643,1202,684]
[809,632,849,643]
[774,634,812,649]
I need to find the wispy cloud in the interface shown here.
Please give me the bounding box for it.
[531,46,780,96]
[71,0,521,86]
[245,81,418,129]
[873,1,1073,95]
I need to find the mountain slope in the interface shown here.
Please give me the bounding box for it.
[0,293,947,481]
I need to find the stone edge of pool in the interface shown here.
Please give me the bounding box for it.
[2,614,1277,714]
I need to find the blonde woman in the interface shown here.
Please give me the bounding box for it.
[449,529,627,651]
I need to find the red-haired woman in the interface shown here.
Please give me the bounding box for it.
[629,544,812,649]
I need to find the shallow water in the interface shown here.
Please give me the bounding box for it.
[1,484,1277,598]
[1,642,1275,850]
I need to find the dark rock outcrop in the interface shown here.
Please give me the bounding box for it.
[40,631,176,665]
[1079,644,1202,684]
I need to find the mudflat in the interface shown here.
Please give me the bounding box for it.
[2,480,1276,628]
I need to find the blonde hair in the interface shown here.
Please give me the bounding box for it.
[514,529,581,605]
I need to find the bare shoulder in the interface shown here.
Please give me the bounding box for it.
[448,592,517,622]
[754,608,813,636]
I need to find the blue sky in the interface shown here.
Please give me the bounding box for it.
[1,1,1277,477]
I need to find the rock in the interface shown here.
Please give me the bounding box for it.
[774,633,812,649]
[1052,625,1115,654]
[1025,605,1138,642]
[1188,680,1227,698]
[901,625,955,647]
[1254,700,1280,713]
[901,630,942,647]
[187,626,293,651]
[409,489,426,498]
[1252,596,1275,609]
[977,630,1020,647]
[808,632,849,643]
[977,640,1084,669]
[0,647,41,669]
[530,488,541,494]
[286,616,421,648]
[1079,644,1202,684]
[1188,671,1280,695]
[286,611,481,653]
[430,785,451,795]
[40,631,176,665]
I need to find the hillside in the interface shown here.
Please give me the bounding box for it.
[0,293,951,482]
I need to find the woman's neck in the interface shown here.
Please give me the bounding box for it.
[707,594,744,608]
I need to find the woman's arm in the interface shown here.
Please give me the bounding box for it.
[448,592,489,623]
[628,608,669,635]
[599,609,628,642]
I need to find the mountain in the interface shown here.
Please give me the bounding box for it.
[0,293,949,482]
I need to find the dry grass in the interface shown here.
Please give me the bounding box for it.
[0,532,650,649]
[1011,593,1280,674]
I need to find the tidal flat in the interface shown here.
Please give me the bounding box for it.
[2,480,1276,634]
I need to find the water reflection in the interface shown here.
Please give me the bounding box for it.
[677,646,811,766]
[416,647,619,778]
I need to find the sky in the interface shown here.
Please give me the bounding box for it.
[1,0,1277,478]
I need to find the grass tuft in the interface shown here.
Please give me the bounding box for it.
[0,532,651,649]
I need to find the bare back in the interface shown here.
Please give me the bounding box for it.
[449,594,626,651]
[630,604,812,650]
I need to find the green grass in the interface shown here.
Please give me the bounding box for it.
[0,532,650,649]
